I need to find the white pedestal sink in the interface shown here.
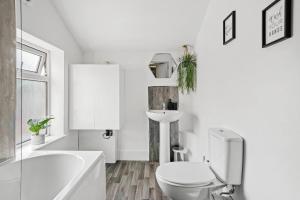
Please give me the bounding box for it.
[146,110,183,164]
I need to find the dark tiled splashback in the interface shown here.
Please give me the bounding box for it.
[148,86,178,110]
[148,86,179,162]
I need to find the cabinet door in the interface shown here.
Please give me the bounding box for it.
[94,65,120,129]
[69,65,95,129]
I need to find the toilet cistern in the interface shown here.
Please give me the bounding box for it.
[146,110,182,164]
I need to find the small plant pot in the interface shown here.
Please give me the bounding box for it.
[31,134,45,145]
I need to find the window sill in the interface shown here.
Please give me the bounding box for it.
[16,135,66,160]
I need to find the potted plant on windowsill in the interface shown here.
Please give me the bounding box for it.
[27,117,54,145]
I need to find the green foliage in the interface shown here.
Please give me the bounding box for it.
[177,46,197,94]
[27,117,54,136]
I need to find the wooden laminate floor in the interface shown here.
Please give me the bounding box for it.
[106,161,170,200]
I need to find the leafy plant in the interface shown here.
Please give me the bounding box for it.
[177,45,197,94]
[27,117,54,136]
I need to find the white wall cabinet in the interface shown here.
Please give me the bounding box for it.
[69,64,121,130]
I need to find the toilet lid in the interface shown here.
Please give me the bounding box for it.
[156,162,216,186]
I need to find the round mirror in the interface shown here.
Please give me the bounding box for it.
[149,53,177,78]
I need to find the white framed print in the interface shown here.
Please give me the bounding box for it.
[262,0,292,48]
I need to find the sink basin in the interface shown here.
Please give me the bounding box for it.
[146,110,183,164]
[146,110,182,123]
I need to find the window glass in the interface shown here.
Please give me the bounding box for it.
[16,48,41,72]
[15,80,47,144]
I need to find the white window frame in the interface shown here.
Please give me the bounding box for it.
[16,39,50,145]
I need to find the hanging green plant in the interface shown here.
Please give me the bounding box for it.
[177,45,197,93]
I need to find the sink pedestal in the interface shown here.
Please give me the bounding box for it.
[159,122,170,164]
[146,110,182,165]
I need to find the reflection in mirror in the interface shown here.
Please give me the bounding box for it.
[149,53,177,78]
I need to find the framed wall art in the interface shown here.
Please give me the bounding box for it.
[262,0,292,48]
[223,11,236,45]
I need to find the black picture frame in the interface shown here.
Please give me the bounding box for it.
[262,0,292,48]
[223,11,236,45]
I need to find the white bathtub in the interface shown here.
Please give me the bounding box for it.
[0,151,106,200]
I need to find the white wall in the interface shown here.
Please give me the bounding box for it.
[78,130,117,163]
[16,0,83,140]
[189,0,300,199]
[83,51,193,160]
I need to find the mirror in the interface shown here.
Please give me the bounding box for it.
[149,53,177,78]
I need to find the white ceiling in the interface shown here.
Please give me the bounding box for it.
[52,0,209,52]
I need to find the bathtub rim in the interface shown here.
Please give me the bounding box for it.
[0,153,85,183]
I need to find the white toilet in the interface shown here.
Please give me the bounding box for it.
[156,128,243,200]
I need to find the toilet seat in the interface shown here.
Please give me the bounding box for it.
[156,162,220,188]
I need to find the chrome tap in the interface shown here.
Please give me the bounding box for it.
[162,102,166,110]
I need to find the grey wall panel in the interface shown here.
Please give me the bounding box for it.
[0,0,16,162]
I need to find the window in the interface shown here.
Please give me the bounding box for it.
[15,42,49,144]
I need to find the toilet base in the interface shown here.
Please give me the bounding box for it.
[157,177,224,200]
